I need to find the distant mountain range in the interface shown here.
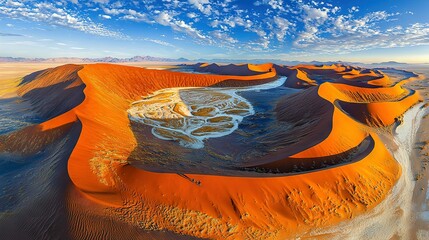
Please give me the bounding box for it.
[369,61,409,66]
[0,56,190,63]
[0,56,413,67]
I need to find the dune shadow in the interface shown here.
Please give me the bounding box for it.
[21,82,85,120]
[0,120,81,239]
[19,69,45,86]
[0,96,41,135]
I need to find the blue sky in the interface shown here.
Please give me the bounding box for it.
[0,0,429,63]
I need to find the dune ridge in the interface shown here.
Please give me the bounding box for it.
[1,62,422,239]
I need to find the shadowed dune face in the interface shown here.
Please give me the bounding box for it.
[0,62,423,239]
[17,64,85,120]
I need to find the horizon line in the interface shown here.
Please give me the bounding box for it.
[1,56,428,65]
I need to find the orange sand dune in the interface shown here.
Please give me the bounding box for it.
[289,64,343,71]
[1,62,421,239]
[245,68,421,169]
[283,69,317,88]
[17,64,85,119]
[195,62,274,76]
[318,82,422,126]
[343,74,393,87]
[273,64,396,88]
[247,62,274,72]
[337,91,421,126]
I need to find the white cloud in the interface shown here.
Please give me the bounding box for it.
[102,7,151,22]
[349,6,359,13]
[331,6,340,14]
[364,11,396,22]
[254,0,284,11]
[187,12,198,18]
[273,16,291,41]
[155,12,174,26]
[294,4,330,47]
[92,0,110,4]
[294,11,429,54]
[110,1,123,8]
[174,20,208,40]
[100,14,111,19]
[102,7,121,15]
[268,0,284,10]
[0,32,23,37]
[154,11,208,41]
[252,28,267,38]
[244,37,272,51]
[386,25,403,35]
[223,15,252,28]
[162,0,181,9]
[188,0,212,15]
[331,11,399,36]
[294,26,319,47]
[302,4,329,23]
[211,30,237,44]
[5,0,23,7]
[122,9,150,22]
[0,1,126,38]
[143,38,175,47]
[173,36,185,41]
[210,19,219,27]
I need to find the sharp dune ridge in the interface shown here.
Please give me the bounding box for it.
[0,62,423,239]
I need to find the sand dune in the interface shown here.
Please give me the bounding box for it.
[193,62,274,76]
[0,62,423,239]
